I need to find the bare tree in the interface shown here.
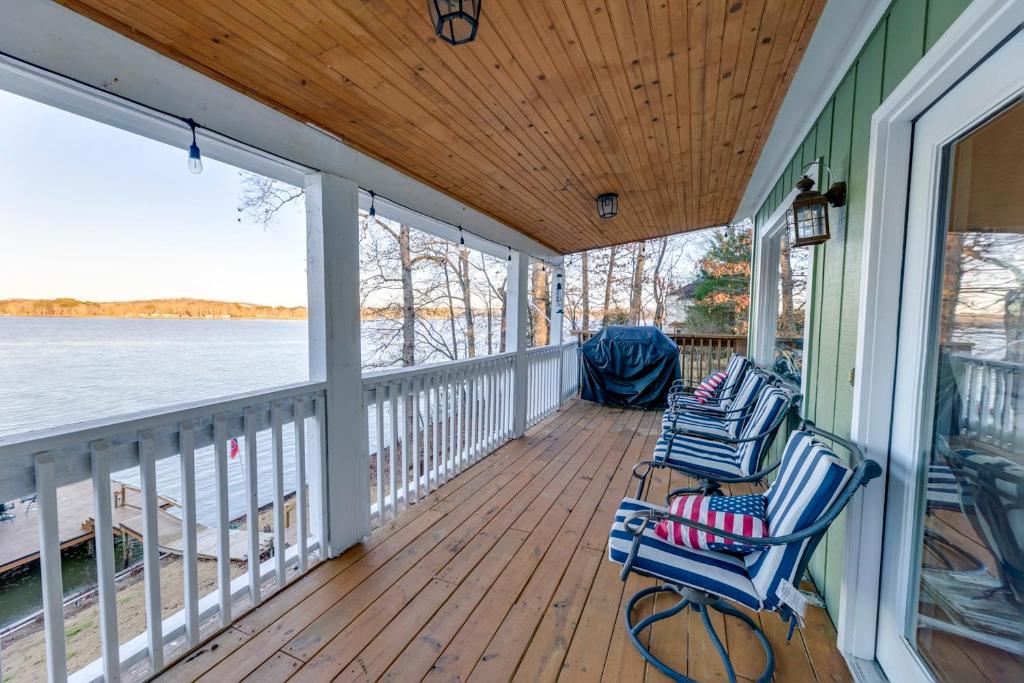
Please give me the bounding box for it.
[581,250,590,333]
[601,245,619,327]
[530,261,550,346]
[628,242,647,324]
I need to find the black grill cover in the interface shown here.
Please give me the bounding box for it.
[580,326,681,409]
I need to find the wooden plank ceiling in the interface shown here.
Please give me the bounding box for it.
[57,0,825,253]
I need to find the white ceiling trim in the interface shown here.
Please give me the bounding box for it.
[732,0,892,223]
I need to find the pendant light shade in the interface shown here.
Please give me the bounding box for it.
[428,0,482,46]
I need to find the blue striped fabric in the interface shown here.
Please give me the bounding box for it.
[608,497,763,610]
[744,431,852,610]
[653,432,744,477]
[655,387,791,479]
[734,388,790,474]
[926,463,960,509]
[719,354,750,400]
[662,371,769,438]
[667,354,750,410]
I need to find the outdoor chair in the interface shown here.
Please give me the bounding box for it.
[918,442,1024,655]
[608,426,881,682]
[661,368,772,440]
[635,386,799,499]
[0,501,15,522]
[667,353,750,412]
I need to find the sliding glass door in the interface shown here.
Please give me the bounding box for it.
[877,32,1024,683]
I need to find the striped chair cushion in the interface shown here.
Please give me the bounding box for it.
[719,354,750,401]
[926,463,960,510]
[734,388,790,475]
[608,498,762,610]
[655,493,767,553]
[693,371,726,404]
[724,372,770,437]
[745,431,852,610]
[661,411,731,439]
[653,432,744,478]
[661,372,768,439]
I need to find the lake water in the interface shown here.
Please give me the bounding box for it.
[0,316,497,528]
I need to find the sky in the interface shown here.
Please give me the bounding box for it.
[0,89,308,307]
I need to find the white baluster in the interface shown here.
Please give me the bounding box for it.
[314,392,329,556]
[179,420,200,645]
[411,378,421,503]
[374,386,385,518]
[214,414,232,626]
[271,402,287,588]
[430,377,440,489]
[242,408,261,607]
[138,429,163,672]
[294,397,309,574]
[388,383,399,507]
[91,439,120,682]
[34,452,68,683]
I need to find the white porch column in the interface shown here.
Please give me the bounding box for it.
[506,250,530,438]
[549,263,565,404]
[306,172,370,557]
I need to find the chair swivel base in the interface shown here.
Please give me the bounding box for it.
[625,584,774,683]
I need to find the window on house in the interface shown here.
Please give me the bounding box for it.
[774,228,809,384]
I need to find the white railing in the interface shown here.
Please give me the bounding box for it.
[361,353,515,526]
[951,354,1023,451]
[560,337,581,403]
[0,341,584,681]
[525,344,562,427]
[0,382,326,682]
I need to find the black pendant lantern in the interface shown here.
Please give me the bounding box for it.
[786,165,846,247]
[428,0,482,46]
[596,193,619,219]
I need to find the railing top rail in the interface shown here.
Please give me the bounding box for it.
[526,344,562,355]
[950,353,1024,371]
[361,351,516,384]
[0,380,326,456]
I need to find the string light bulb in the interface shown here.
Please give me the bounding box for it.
[459,226,465,247]
[186,119,203,174]
[508,247,512,262]
[368,191,376,219]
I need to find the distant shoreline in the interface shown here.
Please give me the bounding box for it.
[0,298,307,320]
[0,298,499,321]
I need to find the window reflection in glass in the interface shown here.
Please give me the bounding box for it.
[918,99,1024,682]
[773,228,808,385]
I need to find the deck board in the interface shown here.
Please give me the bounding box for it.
[159,400,851,682]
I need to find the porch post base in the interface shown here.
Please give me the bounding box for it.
[624,585,774,683]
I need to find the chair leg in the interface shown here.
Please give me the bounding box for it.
[624,585,775,683]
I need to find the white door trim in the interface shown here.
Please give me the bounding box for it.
[842,0,1024,668]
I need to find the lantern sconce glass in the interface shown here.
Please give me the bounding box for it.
[786,162,846,247]
[428,0,482,46]
[596,193,619,219]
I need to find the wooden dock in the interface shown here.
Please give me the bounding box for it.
[0,479,269,575]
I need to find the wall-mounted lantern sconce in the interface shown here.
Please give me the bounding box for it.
[596,193,619,219]
[787,163,846,247]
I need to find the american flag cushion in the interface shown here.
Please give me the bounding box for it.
[693,371,727,404]
[654,493,767,553]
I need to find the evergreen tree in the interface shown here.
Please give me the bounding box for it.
[686,227,752,333]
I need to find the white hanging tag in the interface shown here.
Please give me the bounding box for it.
[778,579,807,627]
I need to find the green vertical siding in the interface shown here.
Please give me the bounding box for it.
[750,0,971,623]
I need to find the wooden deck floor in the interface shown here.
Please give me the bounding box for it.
[157,400,851,682]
